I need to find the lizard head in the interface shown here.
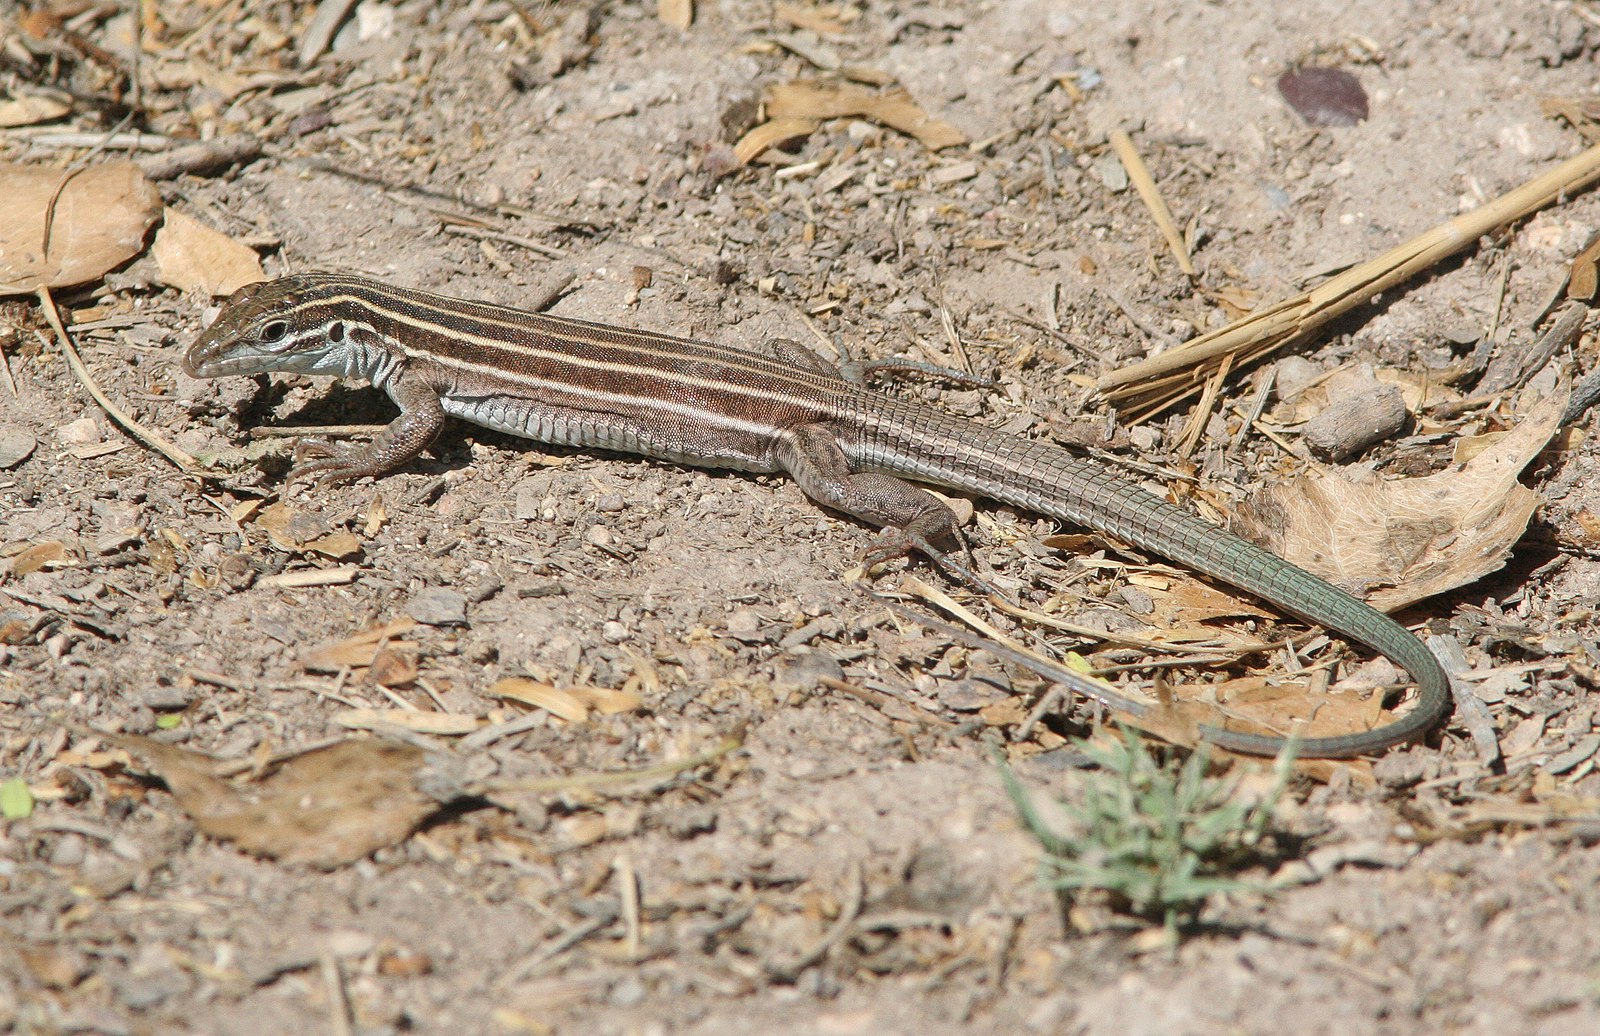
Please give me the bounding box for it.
[182,274,370,380]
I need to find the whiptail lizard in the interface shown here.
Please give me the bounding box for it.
[183,273,1452,758]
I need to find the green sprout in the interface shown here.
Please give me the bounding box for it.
[998,727,1295,940]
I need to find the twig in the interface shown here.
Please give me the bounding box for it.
[136,135,264,180]
[1562,366,1600,425]
[1099,140,1600,414]
[498,912,616,985]
[763,862,864,981]
[441,222,567,259]
[1110,129,1195,277]
[615,854,642,960]
[871,582,1155,723]
[35,291,200,474]
[475,732,741,795]
[1477,301,1588,395]
[319,949,353,1036]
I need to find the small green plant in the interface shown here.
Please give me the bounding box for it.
[997,727,1294,939]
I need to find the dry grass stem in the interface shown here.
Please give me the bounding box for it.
[1111,129,1196,277]
[1098,140,1600,417]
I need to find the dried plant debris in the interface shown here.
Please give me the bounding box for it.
[299,618,419,675]
[0,162,162,295]
[1234,389,1568,611]
[149,208,263,297]
[1277,67,1369,127]
[735,78,966,164]
[106,734,445,869]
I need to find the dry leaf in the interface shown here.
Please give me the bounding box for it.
[1235,389,1568,611]
[768,79,967,148]
[566,685,644,716]
[0,162,163,296]
[733,117,817,165]
[369,646,419,688]
[776,2,856,34]
[735,78,966,164]
[1148,579,1272,626]
[304,531,362,561]
[300,619,419,672]
[108,735,441,868]
[1566,232,1600,301]
[491,678,591,723]
[0,94,70,128]
[10,539,71,577]
[257,501,317,551]
[332,709,482,735]
[657,0,693,31]
[150,208,264,296]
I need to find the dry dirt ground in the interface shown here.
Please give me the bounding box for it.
[4,1,1600,1034]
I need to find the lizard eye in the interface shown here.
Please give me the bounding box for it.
[259,319,291,347]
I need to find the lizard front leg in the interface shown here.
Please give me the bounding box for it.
[289,371,447,485]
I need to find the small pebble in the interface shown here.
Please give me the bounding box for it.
[56,417,100,445]
[0,425,36,468]
[406,587,468,627]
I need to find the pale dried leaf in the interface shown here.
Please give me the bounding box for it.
[657,0,693,30]
[490,678,590,723]
[304,530,363,561]
[733,117,817,165]
[566,685,643,716]
[0,162,162,296]
[257,501,331,552]
[0,94,70,128]
[150,208,264,296]
[776,2,857,34]
[736,79,966,164]
[1235,390,1567,611]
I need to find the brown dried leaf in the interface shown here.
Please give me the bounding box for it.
[10,539,70,577]
[17,944,86,988]
[767,80,966,149]
[0,162,163,296]
[1235,390,1567,611]
[256,501,328,552]
[736,78,966,163]
[566,685,644,716]
[304,531,363,561]
[300,619,419,672]
[733,117,817,165]
[109,735,439,868]
[150,208,264,297]
[1148,579,1272,625]
[368,646,418,688]
[1566,232,1600,301]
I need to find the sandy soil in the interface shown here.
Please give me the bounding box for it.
[3,1,1600,1033]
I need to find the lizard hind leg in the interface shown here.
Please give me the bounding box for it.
[778,424,997,594]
